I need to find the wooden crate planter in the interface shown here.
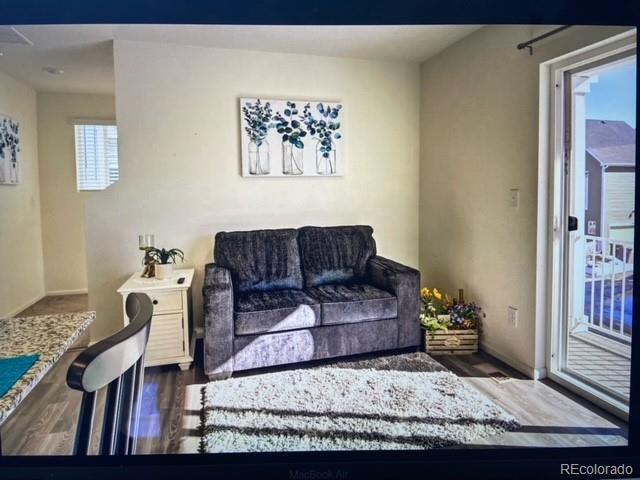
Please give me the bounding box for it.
[424,329,478,355]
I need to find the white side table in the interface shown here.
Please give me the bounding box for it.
[117,268,195,371]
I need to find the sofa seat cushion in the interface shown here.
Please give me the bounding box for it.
[298,225,377,287]
[234,289,321,336]
[305,283,397,326]
[215,228,304,293]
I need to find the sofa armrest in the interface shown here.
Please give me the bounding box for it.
[202,263,234,378]
[366,256,421,348]
[204,262,232,287]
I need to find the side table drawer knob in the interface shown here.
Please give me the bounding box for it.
[152,299,158,305]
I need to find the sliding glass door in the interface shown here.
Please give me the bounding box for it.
[555,50,635,414]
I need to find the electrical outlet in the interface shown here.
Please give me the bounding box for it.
[508,306,518,327]
[510,189,520,208]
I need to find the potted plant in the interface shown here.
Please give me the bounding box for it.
[147,247,185,280]
[302,102,342,175]
[242,99,273,175]
[420,288,482,355]
[273,101,307,175]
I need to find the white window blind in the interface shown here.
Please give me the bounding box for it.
[74,124,119,191]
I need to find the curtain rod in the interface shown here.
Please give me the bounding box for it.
[517,26,572,55]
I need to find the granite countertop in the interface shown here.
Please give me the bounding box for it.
[0,311,95,426]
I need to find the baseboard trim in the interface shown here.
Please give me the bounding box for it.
[46,288,88,296]
[3,292,46,318]
[534,366,548,380]
[480,342,544,380]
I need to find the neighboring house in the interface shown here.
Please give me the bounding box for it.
[585,119,635,239]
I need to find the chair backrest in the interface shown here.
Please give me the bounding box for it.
[67,292,153,456]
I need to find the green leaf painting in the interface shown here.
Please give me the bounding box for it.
[240,98,343,177]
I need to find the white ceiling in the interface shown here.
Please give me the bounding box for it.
[0,24,482,95]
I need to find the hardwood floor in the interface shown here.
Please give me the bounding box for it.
[16,294,91,348]
[17,294,89,316]
[436,352,627,448]
[1,294,628,454]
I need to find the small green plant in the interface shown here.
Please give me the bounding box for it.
[147,247,184,265]
[420,316,450,333]
[242,99,273,146]
[302,102,342,158]
[419,287,452,332]
[273,101,307,148]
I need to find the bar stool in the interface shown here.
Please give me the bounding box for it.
[67,292,153,455]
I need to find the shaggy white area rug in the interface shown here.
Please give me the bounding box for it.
[201,356,519,452]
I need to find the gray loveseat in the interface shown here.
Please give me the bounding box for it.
[203,225,420,380]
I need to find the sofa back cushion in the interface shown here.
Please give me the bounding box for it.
[298,225,377,287]
[214,229,303,293]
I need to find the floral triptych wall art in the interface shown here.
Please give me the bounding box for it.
[240,98,344,177]
[0,113,21,185]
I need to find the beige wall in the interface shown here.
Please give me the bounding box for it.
[37,93,115,294]
[85,40,420,341]
[0,71,45,317]
[419,26,630,377]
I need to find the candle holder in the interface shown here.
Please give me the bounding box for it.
[139,234,156,278]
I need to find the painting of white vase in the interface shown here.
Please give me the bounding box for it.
[240,98,343,177]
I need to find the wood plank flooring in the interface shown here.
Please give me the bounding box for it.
[436,353,627,448]
[17,294,89,317]
[14,293,91,349]
[0,295,629,454]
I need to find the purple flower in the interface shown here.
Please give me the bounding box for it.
[448,301,482,329]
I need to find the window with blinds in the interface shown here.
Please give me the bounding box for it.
[74,124,119,191]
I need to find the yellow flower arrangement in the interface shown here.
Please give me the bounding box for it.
[419,286,450,331]
[420,286,484,332]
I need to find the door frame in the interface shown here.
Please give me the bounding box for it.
[538,30,636,420]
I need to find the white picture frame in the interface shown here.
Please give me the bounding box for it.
[240,97,344,177]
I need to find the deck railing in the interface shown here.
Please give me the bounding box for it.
[584,235,634,341]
